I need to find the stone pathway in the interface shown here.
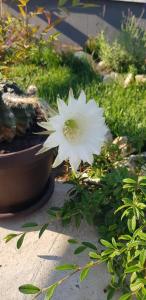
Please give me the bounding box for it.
[0,181,119,300]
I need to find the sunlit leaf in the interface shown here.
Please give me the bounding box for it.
[19,284,40,294]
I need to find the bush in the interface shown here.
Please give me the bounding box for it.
[97,33,130,72]
[85,15,146,74]
[120,14,146,73]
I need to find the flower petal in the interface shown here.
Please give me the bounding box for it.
[78,90,86,104]
[69,154,81,171]
[53,155,63,168]
[68,88,76,106]
[44,132,59,149]
[57,98,68,115]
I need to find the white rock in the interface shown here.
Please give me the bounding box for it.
[135,75,146,84]
[124,73,133,88]
[105,130,113,142]
[97,61,107,71]
[27,85,37,96]
[103,72,118,83]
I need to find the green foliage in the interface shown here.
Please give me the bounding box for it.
[85,15,146,74]
[120,14,146,73]
[0,0,61,66]
[19,284,41,294]
[22,173,146,299]
[5,141,146,299]
[97,32,129,72]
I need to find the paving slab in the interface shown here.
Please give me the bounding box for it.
[0,181,120,300]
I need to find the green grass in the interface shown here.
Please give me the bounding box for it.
[85,82,146,150]
[4,52,100,106]
[3,49,146,150]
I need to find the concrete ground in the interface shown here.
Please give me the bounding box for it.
[0,181,120,300]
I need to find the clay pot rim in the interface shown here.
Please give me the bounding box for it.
[0,143,43,158]
[0,142,51,167]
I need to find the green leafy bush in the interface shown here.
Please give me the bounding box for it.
[85,15,146,74]
[120,14,146,73]
[96,32,129,72]
[0,0,62,66]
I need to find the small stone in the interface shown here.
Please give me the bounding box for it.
[74,51,88,59]
[124,73,134,88]
[125,153,146,174]
[135,75,146,84]
[97,61,107,72]
[103,72,118,83]
[105,130,113,142]
[27,85,37,96]
[113,136,135,157]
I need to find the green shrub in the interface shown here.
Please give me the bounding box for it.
[85,15,146,74]
[97,33,129,72]
[120,14,146,73]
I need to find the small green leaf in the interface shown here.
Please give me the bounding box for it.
[130,272,137,283]
[4,233,18,243]
[119,292,132,300]
[107,286,116,300]
[44,283,58,300]
[119,235,132,241]
[130,280,143,292]
[125,265,141,273]
[115,204,130,214]
[74,246,87,255]
[56,264,78,271]
[22,222,38,228]
[138,230,146,240]
[82,242,97,250]
[48,207,60,217]
[39,224,48,238]
[128,215,136,233]
[68,239,78,244]
[100,239,114,249]
[139,249,146,267]
[88,252,100,259]
[123,178,136,184]
[19,284,40,294]
[80,267,90,282]
[17,233,26,249]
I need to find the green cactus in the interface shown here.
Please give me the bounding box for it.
[0,81,48,142]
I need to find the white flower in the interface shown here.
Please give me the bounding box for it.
[40,90,108,171]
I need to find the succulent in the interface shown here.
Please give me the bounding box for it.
[0,81,49,142]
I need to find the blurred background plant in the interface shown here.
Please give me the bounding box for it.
[85,13,146,74]
[0,0,63,66]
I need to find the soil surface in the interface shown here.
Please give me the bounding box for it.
[0,125,48,154]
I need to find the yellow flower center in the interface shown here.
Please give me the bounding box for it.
[63,119,80,142]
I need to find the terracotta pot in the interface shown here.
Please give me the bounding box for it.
[0,143,54,215]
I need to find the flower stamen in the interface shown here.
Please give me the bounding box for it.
[63,119,80,143]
